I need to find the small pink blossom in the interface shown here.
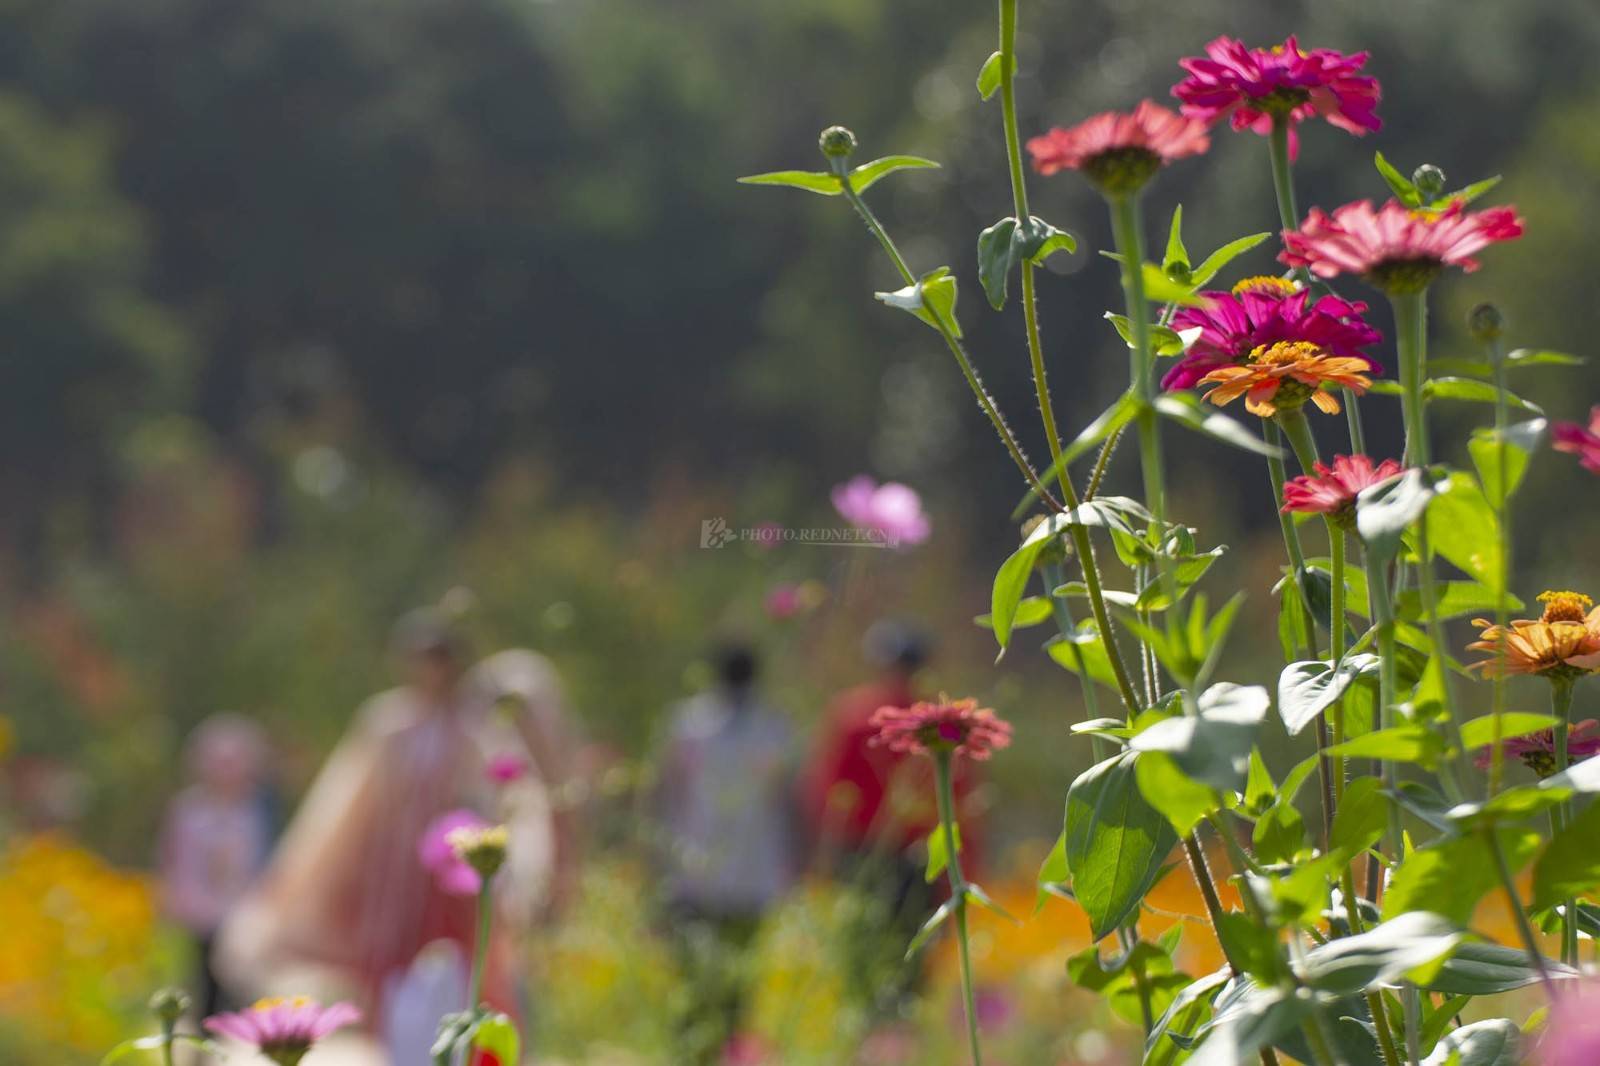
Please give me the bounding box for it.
[831,476,931,547]
[1027,100,1209,195]
[1280,199,1524,291]
[418,808,489,896]
[485,752,530,785]
[1474,720,1600,778]
[868,698,1012,762]
[1553,406,1600,475]
[1281,454,1404,527]
[205,997,361,1066]
[1540,980,1600,1066]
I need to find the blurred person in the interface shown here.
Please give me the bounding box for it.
[215,607,579,1056]
[655,641,801,1063]
[157,713,272,1017]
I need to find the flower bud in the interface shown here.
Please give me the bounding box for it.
[447,824,510,880]
[817,125,858,161]
[1468,303,1505,344]
[1411,164,1446,202]
[1165,260,1192,285]
[149,987,191,1028]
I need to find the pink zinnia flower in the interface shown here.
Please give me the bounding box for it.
[1281,199,1524,293]
[1027,99,1209,196]
[1164,275,1382,390]
[205,997,361,1066]
[1173,36,1380,159]
[1553,406,1600,475]
[418,808,490,896]
[1281,454,1403,529]
[485,752,530,785]
[1473,719,1600,779]
[1543,981,1600,1066]
[832,475,931,547]
[868,697,1013,761]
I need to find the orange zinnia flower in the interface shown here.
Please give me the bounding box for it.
[1467,590,1600,679]
[1198,340,1371,417]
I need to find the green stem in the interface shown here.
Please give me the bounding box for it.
[1366,989,1403,1066]
[1182,832,1242,974]
[1486,337,1511,796]
[1329,529,1348,800]
[1369,565,1404,898]
[935,751,984,1066]
[1118,924,1156,1035]
[160,1024,176,1066]
[1040,560,1108,764]
[1551,677,1578,967]
[467,879,493,1012]
[1486,826,1556,996]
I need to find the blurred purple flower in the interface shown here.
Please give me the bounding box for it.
[1542,982,1600,1066]
[205,997,360,1066]
[831,476,931,547]
[418,808,489,896]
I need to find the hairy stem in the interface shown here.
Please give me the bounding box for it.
[935,751,984,1066]
[1486,336,1512,796]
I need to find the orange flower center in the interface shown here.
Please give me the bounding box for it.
[1231,275,1300,297]
[1248,340,1324,367]
[1539,590,1593,624]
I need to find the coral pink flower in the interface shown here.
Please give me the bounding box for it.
[205,997,361,1066]
[418,808,490,896]
[1473,719,1600,779]
[1553,406,1600,475]
[1542,981,1600,1066]
[832,475,931,547]
[868,697,1012,761]
[485,752,529,785]
[1281,454,1403,529]
[1173,36,1380,158]
[1281,199,1524,292]
[1027,100,1209,195]
[1164,275,1382,390]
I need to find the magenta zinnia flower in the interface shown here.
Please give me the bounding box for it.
[418,808,490,896]
[1473,720,1600,778]
[868,697,1012,761]
[1027,100,1209,196]
[1281,454,1403,528]
[1553,406,1600,475]
[1164,275,1382,390]
[1281,199,1524,293]
[1173,36,1380,158]
[832,475,931,547]
[205,997,361,1066]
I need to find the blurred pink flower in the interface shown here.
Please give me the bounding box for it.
[1281,199,1523,291]
[418,808,489,896]
[1553,407,1600,475]
[721,1034,770,1065]
[763,580,826,620]
[485,752,530,785]
[205,997,361,1066]
[1028,100,1208,195]
[1281,454,1403,527]
[1541,981,1600,1066]
[832,476,930,547]
[752,521,786,551]
[869,698,1013,762]
[1474,719,1600,778]
[1173,36,1380,158]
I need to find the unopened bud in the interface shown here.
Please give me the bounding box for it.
[1411,164,1446,202]
[818,125,858,161]
[1468,303,1505,344]
[1165,260,1192,285]
[149,987,190,1027]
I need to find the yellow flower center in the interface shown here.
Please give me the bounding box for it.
[1248,340,1324,367]
[251,996,314,1012]
[1231,275,1300,297]
[1539,590,1593,624]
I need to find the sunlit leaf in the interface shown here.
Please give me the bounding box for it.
[848,155,940,194]
[875,265,961,337]
[736,169,841,195]
[1065,751,1179,940]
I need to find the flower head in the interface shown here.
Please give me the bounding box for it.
[1281,454,1404,529]
[1281,199,1524,292]
[1473,720,1600,779]
[1027,100,1209,196]
[447,823,510,880]
[485,752,530,785]
[832,475,930,547]
[418,809,491,896]
[1199,340,1371,418]
[764,580,825,620]
[1164,278,1382,391]
[867,697,1012,761]
[1467,590,1600,679]
[1553,406,1600,476]
[205,997,361,1066]
[1173,36,1380,158]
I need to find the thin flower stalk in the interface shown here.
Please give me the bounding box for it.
[934,749,984,1066]
[1551,677,1579,966]
[1484,328,1512,795]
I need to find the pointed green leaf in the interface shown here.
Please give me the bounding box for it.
[1420,1018,1520,1066]
[975,50,1014,100]
[1382,829,1540,923]
[1533,796,1600,908]
[1297,911,1461,994]
[1065,751,1179,940]
[1374,151,1420,205]
[1423,939,1577,994]
[1164,204,1189,276]
[875,265,962,338]
[1189,232,1272,287]
[1469,418,1545,507]
[905,895,959,957]
[1277,653,1380,735]
[737,169,842,195]
[925,823,962,883]
[1426,472,1502,592]
[1153,393,1284,457]
[848,155,940,194]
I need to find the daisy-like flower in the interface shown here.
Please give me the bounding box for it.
[868,697,1012,762]
[1173,35,1380,158]
[1163,275,1382,390]
[1198,340,1372,418]
[418,809,491,896]
[1281,454,1404,529]
[1467,590,1600,679]
[205,997,361,1066]
[1473,719,1600,779]
[1280,199,1524,293]
[1027,100,1209,196]
[1553,406,1600,475]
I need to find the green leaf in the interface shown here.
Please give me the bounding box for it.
[875,265,961,338]
[1356,467,1436,564]
[1426,472,1502,593]
[471,1014,521,1066]
[1423,939,1576,995]
[972,595,1054,632]
[1425,376,1543,415]
[1533,795,1600,908]
[1153,393,1285,457]
[1325,725,1445,767]
[1329,776,1390,860]
[975,50,1014,100]
[978,215,1076,308]
[1383,829,1540,924]
[1164,204,1189,276]
[1243,747,1276,813]
[1297,911,1461,994]
[1469,418,1545,508]
[736,169,842,195]
[1145,968,1229,1066]
[1187,985,1310,1066]
[1458,713,1560,751]
[1045,624,1123,692]
[1136,749,1222,836]
[1508,347,1586,369]
[847,155,940,194]
[1252,800,1307,864]
[1444,174,1503,206]
[1277,653,1380,736]
[1398,580,1523,624]
[925,823,962,883]
[1189,232,1272,287]
[1141,262,1208,306]
[1374,151,1421,205]
[1130,683,1269,793]
[905,895,959,957]
[1420,1018,1521,1066]
[1036,829,1068,911]
[965,881,1018,921]
[1065,751,1180,940]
